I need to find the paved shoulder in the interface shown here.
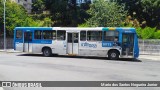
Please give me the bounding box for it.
[0,49,21,53]
[139,55,160,61]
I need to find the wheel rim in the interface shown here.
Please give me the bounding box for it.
[111,52,116,58]
[44,50,49,55]
[44,49,50,56]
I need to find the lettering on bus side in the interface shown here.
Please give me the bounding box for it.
[40,40,52,44]
[102,42,113,47]
[81,42,97,48]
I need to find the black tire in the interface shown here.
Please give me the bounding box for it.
[43,48,52,57]
[108,50,119,60]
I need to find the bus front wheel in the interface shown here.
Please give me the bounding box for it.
[42,48,52,57]
[108,50,119,60]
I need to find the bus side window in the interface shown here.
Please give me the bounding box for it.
[43,30,52,40]
[34,30,42,39]
[80,31,86,41]
[16,30,22,39]
[57,30,66,40]
[103,31,119,41]
[87,31,102,41]
[28,32,32,41]
[52,30,56,40]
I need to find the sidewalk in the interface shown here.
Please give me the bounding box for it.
[138,55,160,61]
[0,49,21,53]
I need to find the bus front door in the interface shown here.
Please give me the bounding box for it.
[122,33,134,57]
[23,31,33,52]
[67,33,79,55]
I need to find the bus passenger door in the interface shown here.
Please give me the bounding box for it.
[23,31,33,52]
[67,33,79,55]
[122,33,134,57]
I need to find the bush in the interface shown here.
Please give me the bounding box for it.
[136,27,142,38]
[78,23,89,27]
[154,30,160,39]
[141,27,156,39]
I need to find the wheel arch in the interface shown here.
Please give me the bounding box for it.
[107,49,120,56]
[42,46,52,52]
[107,49,120,60]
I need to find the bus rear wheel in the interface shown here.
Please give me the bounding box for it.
[42,48,52,57]
[108,50,119,60]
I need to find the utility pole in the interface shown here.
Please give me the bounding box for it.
[3,0,6,51]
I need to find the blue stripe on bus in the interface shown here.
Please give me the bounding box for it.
[14,27,53,49]
[32,40,52,44]
[15,27,53,31]
[15,40,52,44]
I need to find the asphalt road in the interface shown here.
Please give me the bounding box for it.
[0,53,160,90]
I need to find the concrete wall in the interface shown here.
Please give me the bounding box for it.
[0,38,13,49]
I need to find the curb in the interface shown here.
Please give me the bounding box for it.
[138,55,160,61]
[139,58,159,61]
[0,50,22,53]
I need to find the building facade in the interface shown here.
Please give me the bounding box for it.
[11,0,32,13]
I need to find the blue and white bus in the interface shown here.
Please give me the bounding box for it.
[14,27,139,60]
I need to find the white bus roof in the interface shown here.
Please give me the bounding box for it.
[52,27,135,31]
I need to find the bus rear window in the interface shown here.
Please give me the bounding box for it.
[16,30,22,39]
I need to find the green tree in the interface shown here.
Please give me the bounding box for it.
[43,17,52,26]
[0,0,42,37]
[44,0,70,26]
[42,0,91,26]
[84,0,127,27]
[32,0,45,14]
[23,17,44,27]
[140,0,160,27]
[0,0,28,36]
[116,0,160,28]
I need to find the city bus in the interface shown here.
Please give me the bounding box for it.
[14,27,139,60]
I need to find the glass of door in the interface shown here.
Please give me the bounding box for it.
[67,33,79,55]
[122,33,134,56]
[24,31,33,52]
